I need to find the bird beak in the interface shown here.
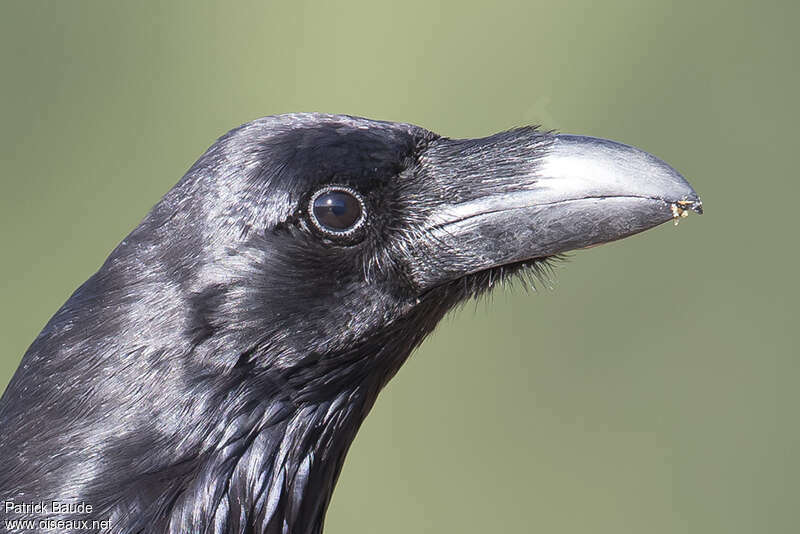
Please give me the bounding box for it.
[407,132,703,290]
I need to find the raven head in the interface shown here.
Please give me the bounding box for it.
[0,113,701,534]
[166,114,700,389]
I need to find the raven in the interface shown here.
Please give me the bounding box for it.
[0,114,701,533]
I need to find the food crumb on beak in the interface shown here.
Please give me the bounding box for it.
[670,200,697,225]
[671,203,682,224]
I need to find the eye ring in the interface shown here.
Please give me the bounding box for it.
[307,185,367,238]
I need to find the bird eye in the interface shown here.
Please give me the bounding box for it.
[309,186,366,236]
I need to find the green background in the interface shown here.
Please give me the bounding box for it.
[1,1,797,533]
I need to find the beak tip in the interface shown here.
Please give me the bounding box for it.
[673,179,703,215]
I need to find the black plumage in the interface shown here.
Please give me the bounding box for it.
[0,113,701,533]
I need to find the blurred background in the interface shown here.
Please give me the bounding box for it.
[1,1,797,533]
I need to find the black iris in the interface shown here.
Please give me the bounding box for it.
[311,189,363,233]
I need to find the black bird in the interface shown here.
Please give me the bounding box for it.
[0,113,701,533]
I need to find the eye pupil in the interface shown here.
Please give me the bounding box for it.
[330,201,347,217]
[311,189,364,233]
